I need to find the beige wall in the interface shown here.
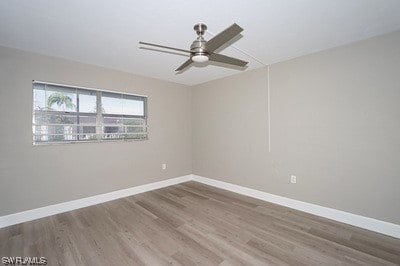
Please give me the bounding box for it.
[193,31,400,224]
[0,46,192,216]
[2,30,400,225]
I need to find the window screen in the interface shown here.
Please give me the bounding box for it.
[32,82,147,144]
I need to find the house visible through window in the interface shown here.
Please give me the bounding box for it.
[32,81,148,144]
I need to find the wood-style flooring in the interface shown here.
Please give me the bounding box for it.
[0,181,399,265]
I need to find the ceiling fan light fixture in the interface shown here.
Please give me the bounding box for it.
[192,54,209,63]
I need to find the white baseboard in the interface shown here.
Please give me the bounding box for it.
[0,175,192,229]
[192,175,400,239]
[2,174,399,239]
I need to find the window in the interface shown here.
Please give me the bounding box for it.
[32,81,148,144]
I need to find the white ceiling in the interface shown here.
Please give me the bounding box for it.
[1,0,400,85]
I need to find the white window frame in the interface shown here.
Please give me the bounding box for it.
[32,80,148,145]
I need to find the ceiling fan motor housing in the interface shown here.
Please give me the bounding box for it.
[191,23,209,57]
[190,38,208,56]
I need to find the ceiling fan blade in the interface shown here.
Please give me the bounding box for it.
[139,41,192,54]
[209,53,248,67]
[206,23,243,52]
[175,59,193,71]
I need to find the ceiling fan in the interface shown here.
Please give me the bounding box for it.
[139,23,248,72]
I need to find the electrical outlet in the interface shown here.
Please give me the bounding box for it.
[162,163,167,170]
[290,175,297,184]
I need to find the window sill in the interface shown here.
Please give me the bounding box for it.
[32,138,148,146]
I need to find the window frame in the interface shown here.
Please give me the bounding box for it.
[32,80,148,145]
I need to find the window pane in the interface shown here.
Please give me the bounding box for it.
[47,124,77,142]
[33,110,48,125]
[122,95,144,116]
[34,114,77,142]
[46,85,77,112]
[126,133,147,139]
[102,92,123,115]
[47,112,77,125]
[78,89,97,113]
[78,115,96,125]
[33,83,46,110]
[102,92,145,116]
[78,115,97,140]
[103,116,124,139]
[102,116,147,140]
[124,118,146,134]
[103,116,123,125]
[124,118,147,139]
[123,117,145,126]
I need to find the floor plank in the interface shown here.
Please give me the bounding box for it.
[1,181,399,265]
